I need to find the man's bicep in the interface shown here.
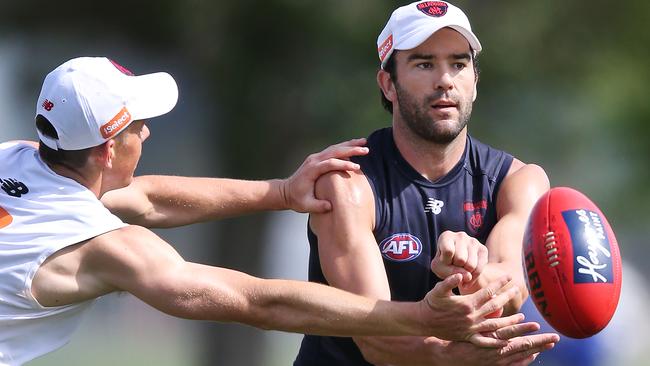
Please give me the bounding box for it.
[487,162,549,261]
[86,227,253,321]
[311,171,391,299]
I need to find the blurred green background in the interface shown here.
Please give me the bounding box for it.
[1,0,648,365]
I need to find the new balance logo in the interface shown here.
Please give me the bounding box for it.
[1,178,29,198]
[425,198,444,215]
[42,99,54,111]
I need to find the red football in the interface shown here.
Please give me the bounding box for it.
[523,187,622,338]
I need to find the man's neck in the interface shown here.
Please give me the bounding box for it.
[47,163,103,198]
[392,124,467,183]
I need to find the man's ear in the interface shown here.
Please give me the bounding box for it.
[94,140,116,169]
[472,79,478,102]
[377,69,397,105]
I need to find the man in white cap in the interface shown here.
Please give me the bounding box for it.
[294,1,560,365]
[0,56,529,365]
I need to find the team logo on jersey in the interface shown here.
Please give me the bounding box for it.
[380,233,423,262]
[464,200,487,233]
[417,1,448,17]
[0,178,29,198]
[425,198,444,215]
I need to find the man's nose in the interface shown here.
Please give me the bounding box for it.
[435,71,454,91]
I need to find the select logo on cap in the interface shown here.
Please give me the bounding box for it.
[378,35,394,62]
[101,107,132,139]
[417,1,448,17]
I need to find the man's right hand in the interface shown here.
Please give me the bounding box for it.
[420,273,527,347]
[434,331,560,366]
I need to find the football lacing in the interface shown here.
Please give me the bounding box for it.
[545,231,560,267]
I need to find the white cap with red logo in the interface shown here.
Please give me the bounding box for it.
[377,1,482,69]
[35,57,178,150]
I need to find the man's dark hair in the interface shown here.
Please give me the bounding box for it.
[379,49,481,114]
[36,115,93,169]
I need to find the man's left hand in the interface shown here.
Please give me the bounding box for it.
[281,138,368,213]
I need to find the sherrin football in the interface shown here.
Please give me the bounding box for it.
[523,187,622,338]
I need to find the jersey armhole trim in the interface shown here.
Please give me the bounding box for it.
[491,153,514,205]
[23,224,127,310]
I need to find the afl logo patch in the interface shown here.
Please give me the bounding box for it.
[380,233,423,262]
[417,1,448,17]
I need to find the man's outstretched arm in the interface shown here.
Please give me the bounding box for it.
[31,224,525,339]
[100,138,368,228]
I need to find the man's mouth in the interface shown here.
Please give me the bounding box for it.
[432,100,458,110]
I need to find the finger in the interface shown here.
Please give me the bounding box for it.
[314,141,368,160]
[313,159,362,176]
[464,243,478,275]
[474,245,488,277]
[435,233,456,265]
[476,286,519,318]
[499,333,560,357]
[470,274,512,307]
[499,343,556,365]
[302,198,332,214]
[436,266,472,284]
[453,239,468,269]
[449,267,473,283]
[473,313,525,335]
[468,333,508,348]
[493,322,540,340]
[331,137,367,148]
[430,273,463,297]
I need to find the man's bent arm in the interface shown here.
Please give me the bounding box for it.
[462,160,550,314]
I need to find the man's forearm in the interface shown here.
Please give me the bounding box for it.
[132,175,287,227]
[354,336,447,366]
[161,263,429,337]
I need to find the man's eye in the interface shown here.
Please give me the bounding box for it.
[417,63,432,69]
[453,63,467,70]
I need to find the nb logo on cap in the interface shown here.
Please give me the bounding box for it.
[417,1,448,17]
[42,99,54,111]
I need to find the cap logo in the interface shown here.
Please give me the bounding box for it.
[417,1,448,17]
[378,35,394,62]
[100,107,132,139]
[42,99,54,111]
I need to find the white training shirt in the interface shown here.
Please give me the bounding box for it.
[0,142,127,365]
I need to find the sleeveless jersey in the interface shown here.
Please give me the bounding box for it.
[0,142,126,366]
[294,128,513,365]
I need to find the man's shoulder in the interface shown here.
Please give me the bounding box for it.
[467,135,512,156]
[315,169,372,199]
[0,140,39,151]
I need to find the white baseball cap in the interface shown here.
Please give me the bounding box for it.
[35,57,178,150]
[377,1,482,69]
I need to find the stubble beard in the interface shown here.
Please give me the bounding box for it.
[395,81,473,145]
